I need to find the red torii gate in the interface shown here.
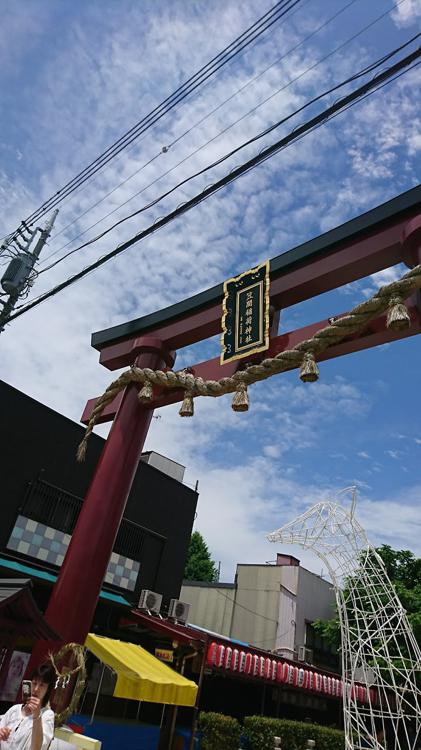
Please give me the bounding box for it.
[32,185,421,657]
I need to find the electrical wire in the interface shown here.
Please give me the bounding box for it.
[0,0,302,248]
[39,0,362,267]
[213,588,297,649]
[34,0,315,242]
[37,33,420,276]
[214,587,279,624]
[8,0,302,235]
[39,0,415,271]
[3,46,420,327]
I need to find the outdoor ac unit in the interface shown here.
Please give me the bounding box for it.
[138,589,163,614]
[297,646,313,663]
[168,599,190,624]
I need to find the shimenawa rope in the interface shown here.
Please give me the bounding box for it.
[77,262,421,461]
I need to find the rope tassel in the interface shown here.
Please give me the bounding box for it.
[179,391,194,417]
[231,382,249,412]
[299,352,319,382]
[386,295,411,331]
[138,381,154,403]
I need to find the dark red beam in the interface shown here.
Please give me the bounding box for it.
[81,298,421,425]
[98,219,411,370]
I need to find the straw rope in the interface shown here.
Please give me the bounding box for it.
[77,262,421,460]
[48,643,87,726]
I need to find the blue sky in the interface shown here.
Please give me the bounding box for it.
[0,0,420,579]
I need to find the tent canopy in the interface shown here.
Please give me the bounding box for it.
[85,634,197,707]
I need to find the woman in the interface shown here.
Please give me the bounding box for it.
[0,662,55,750]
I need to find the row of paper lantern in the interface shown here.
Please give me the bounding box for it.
[206,642,375,704]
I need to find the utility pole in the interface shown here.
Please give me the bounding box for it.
[0,209,58,333]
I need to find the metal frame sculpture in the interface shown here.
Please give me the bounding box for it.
[268,490,421,750]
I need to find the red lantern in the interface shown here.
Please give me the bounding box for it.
[206,642,217,667]
[244,653,252,674]
[239,651,246,672]
[224,647,233,670]
[308,672,314,691]
[252,654,259,676]
[232,649,239,671]
[298,668,305,688]
[271,660,277,681]
[215,645,225,668]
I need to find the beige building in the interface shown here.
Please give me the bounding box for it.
[181,554,337,669]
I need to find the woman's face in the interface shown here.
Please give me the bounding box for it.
[31,678,49,704]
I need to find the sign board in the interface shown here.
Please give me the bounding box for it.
[155,648,174,663]
[0,650,30,702]
[221,260,270,364]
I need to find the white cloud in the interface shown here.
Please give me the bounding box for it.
[357,451,370,459]
[391,0,421,27]
[386,449,402,460]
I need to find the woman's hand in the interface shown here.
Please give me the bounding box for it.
[26,696,42,718]
[0,726,12,740]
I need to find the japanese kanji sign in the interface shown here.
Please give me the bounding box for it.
[220,259,270,364]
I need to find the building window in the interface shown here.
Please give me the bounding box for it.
[6,477,167,592]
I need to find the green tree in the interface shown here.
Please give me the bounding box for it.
[184,531,219,582]
[313,545,421,651]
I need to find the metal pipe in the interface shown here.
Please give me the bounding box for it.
[89,663,106,725]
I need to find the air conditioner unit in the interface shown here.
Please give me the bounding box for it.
[168,599,190,624]
[138,589,163,615]
[297,646,313,663]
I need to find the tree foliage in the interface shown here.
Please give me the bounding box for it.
[183,531,219,582]
[313,545,421,648]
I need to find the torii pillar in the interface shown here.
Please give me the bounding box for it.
[30,186,421,663]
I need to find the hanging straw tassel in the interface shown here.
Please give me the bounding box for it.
[76,436,89,463]
[179,391,194,417]
[138,380,154,403]
[299,352,320,382]
[386,295,411,331]
[231,382,249,412]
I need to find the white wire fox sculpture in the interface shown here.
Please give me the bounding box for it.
[267,489,421,750]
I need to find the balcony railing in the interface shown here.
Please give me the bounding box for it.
[20,477,166,562]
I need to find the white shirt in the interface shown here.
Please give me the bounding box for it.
[0,704,54,750]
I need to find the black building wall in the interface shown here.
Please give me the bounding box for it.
[0,380,198,607]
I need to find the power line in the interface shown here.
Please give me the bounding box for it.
[39,0,414,273]
[6,0,303,237]
[34,0,315,243]
[39,0,363,268]
[3,45,420,328]
[37,33,420,276]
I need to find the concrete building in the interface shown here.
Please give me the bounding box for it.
[181,553,338,671]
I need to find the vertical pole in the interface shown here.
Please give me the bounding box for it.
[89,663,106,724]
[29,337,173,664]
[0,210,58,334]
[188,644,207,750]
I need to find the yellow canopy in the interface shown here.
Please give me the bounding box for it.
[85,634,198,707]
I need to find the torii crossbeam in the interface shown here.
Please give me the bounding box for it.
[32,186,421,655]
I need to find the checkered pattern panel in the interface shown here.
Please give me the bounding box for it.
[7,515,140,591]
